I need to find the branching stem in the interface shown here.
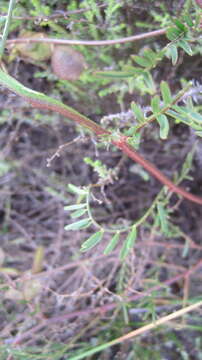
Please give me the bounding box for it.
[0,69,201,206]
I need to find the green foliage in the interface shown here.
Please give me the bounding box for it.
[80,230,104,252]
[1,1,202,360]
[84,157,110,180]
[104,232,120,254]
[64,141,196,255]
[120,226,137,260]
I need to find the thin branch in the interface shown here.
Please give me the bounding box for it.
[0,0,16,57]
[1,67,201,205]
[6,28,167,47]
[86,301,202,360]
[1,3,107,21]
[11,259,202,346]
[114,137,202,205]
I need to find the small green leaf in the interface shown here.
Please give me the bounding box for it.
[143,71,156,93]
[104,232,120,255]
[81,231,104,252]
[120,226,137,260]
[160,81,172,105]
[157,203,168,234]
[67,184,88,195]
[143,49,157,63]
[95,70,134,79]
[156,114,169,139]
[70,209,87,219]
[133,55,152,68]
[166,109,188,123]
[195,131,202,137]
[168,44,178,65]
[64,203,87,211]
[183,14,194,27]
[151,95,161,114]
[126,226,137,250]
[64,218,91,231]
[172,106,202,124]
[188,111,202,124]
[119,241,129,260]
[131,102,145,123]
[173,19,186,32]
[178,40,192,55]
[166,26,183,41]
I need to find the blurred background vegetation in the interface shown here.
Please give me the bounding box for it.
[0,0,202,359]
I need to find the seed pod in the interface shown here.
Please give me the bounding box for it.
[51,45,86,81]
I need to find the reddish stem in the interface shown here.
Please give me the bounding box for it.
[113,137,202,205]
[6,29,166,47]
[26,96,202,206]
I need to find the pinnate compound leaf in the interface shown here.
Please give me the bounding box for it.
[64,218,91,231]
[156,114,169,139]
[104,232,120,255]
[81,231,104,252]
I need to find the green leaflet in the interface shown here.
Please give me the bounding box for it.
[120,226,137,260]
[104,232,120,255]
[183,14,194,27]
[174,19,187,32]
[133,55,152,68]
[160,81,172,105]
[94,70,135,79]
[64,203,87,211]
[166,26,183,41]
[64,218,91,231]
[156,114,169,139]
[131,102,145,123]
[70,209,88,219]
[167,44,178,65]
[178,39,192,56]
[157,202,169,234]
[151,95,161,114]
[67,184,88,195]
[80,231,104,252]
